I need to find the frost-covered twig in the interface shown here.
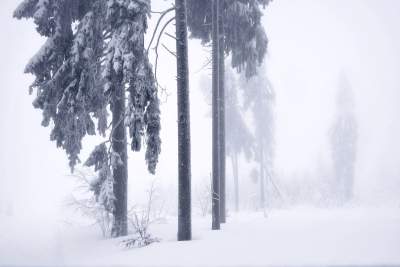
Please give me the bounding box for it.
[121,180,165,249]
[67,169,114,238]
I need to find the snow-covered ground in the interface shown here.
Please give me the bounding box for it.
[1,206,399,266]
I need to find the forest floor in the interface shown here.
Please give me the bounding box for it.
[1,206,400,266]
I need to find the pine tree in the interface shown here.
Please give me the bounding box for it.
[175,0,192,241]
[330,74,357,204]
[14,0,161,238]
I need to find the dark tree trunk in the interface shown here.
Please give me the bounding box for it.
[175,0,192,241]
[111,74,128,238]
[231,153,239,212]
[259,146,265,210]
[218,0,226,224]
[211,0,220,230]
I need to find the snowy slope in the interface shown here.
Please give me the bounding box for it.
[1,207,399,266]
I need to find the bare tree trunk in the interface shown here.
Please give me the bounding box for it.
[175,0,192,241]
[231,153,239,212]
[211,0,220,231]
[259,146,265,210]
[111,74,128,238]
[218,0,226,224]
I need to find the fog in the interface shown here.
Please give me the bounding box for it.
[0,0,399,264]
[266,0,400,205]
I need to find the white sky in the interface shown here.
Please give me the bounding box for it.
[0,0,399,216]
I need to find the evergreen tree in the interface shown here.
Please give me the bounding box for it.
[14,0,161,238]
[187,0,270,223]
[224,66,253,212]
[330,74,357,204]
[14,0,99,170]
[199,65,253,213]
[240,63,275,210]
[101,0,161,237]
[187,0,270,77]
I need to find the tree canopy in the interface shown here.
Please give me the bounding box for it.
[187,0,271,77]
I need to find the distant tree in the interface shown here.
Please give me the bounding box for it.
[199,65,253,213]
[240,63,275,210]
[14,0,161,237]
[225,66,254,212]
[187,0,270,225]
[330,74,357,204]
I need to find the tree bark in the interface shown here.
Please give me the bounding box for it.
[211,0,220,230]
[175,0,192,241]
[111,74,128,238]
[231,153,239,212]
[218,0,226,224]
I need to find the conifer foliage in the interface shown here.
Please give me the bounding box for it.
[14,0,161,237]
[187,0,270,77]
[14,0,99,170]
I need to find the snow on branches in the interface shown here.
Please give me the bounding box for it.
[85,143,121,213]
[187,0,270,77]
[15,0,161,214]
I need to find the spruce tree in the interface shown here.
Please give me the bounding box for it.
[187,0,270,223]
[14,0,161,238]
[330,74,357,204]
[14,0,99,169]
[187,0,270,77]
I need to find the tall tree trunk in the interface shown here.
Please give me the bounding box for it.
[259,146,265,210]
[111,75,128,238]
[231,153,239,212]
[211,0,220,230]
[218,0,226,224]
[175,0,192,241]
